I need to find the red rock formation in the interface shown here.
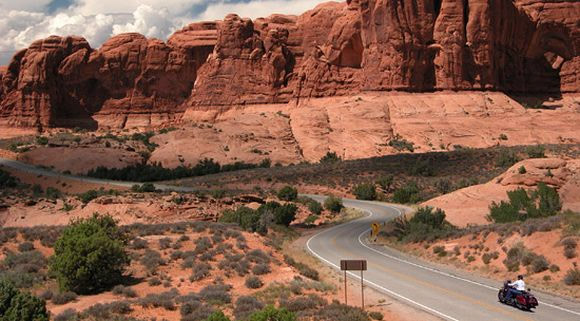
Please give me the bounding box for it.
[0,0,578,129]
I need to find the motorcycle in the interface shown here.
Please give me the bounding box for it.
[498,280,538,311]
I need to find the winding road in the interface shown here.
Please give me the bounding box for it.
[305,196,580,321]
[2,158,580,320]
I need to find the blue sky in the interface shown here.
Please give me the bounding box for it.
[0,0,331,65]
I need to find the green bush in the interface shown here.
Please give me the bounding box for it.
[518,166,527,174]
[386,207,454,243]
[392,182,421,204]
[319,152,341,164]
[496,149,520,167]
[273,204,298,227]
[0,169,19,188]
[131,183,156,193]
[352,183,377,201]
[49,214,129,294]
[323,196,343,213]
[277,186,298,201]
[435,179,452,194]
[205,311,231,321]
[245,276,264,289]
[388,134,414,152]
[307,201,323,215]
[0,280,48,321]
[376,175,394,192]
[248,305,296,321]
[487,183,561,223]
[220,207,265,234]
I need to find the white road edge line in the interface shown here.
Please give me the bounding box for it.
[355,207,580,317]
[306,209,461,321]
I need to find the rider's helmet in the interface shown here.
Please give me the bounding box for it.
[517,275,524,280]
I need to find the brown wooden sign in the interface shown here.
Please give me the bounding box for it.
[340,259,367,271]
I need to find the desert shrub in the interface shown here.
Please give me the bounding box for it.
[51,291,77,305]
[376,175,394,192]
[190,262,212,281]
[246,250,271,265]
[388,134,414,152]
[482,252,499,265]
[503,243,525,272]
[352,183,377,201]
[283,255,319,281]
[435,179,452,194]
[281,294,326,312]
[564,268,580,285]
[234,296,264,320]
[487,183,561,223]
[323,196,343,213]
[37,290,52,301]
[205,311,231,321]
[388,207,454,243]
[0,281,49,321]
[0,169,19,188]
[45,187,62,200]
[526,145,545,158]
[139,289,178,311]
[87,158,267,182]
[130,238,148,250]
[53,308,78,321]
[319,152,341,164]
[307,201,323,215]
[409,160,434,177]
[369,311,383,320]
[159,237,172,250]
[274,204,298,227]
[530,255,550,273]
[466,256,476,263]
[245,276,264,289]
[35,136,49,145]
[220,207,265,234]
[77,188,119,204]
[248,305,296,321]
[83,301,133,319]
[277,186,298,201]
[252,263,271,275]
[317,302,369,321]
[564,247,577,259]
[0,250,47,288]
[112,285,137,298]
[131,183,156,193]
[199,284,232,305]
[433,246,445,254]
[49,214,129,294]
[518,166,527,174]
[496,149,520,167]
[140,249,165,273]
[148,277,161,286]
[549,264,560,273]
[17,242,35,252]
[392,182,421,204]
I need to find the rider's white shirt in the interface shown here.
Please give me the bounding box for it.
[509,279,526,291]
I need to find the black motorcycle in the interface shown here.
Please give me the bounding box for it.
[498,280,538,311]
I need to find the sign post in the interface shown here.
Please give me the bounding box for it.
[340,259,368,309]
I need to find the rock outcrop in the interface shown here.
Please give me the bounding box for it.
[0,0,578,129]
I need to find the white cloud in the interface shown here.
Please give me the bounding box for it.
[112,5,175,39]
[0,0,332,65]
[199,0,332,21]
[0,0,52,12]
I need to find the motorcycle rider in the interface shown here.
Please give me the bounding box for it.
[505,275,526,302]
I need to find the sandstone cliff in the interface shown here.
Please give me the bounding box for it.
[0,0,578,129]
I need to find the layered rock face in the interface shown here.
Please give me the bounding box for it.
[0,23,217,129]
[0,0,578,129]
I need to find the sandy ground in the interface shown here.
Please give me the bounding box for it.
[423,158,580,227]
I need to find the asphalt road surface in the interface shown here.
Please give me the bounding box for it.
[305,195,580,321]
[1,158,580,321]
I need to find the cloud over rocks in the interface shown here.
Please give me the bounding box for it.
[0,0,329,64]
